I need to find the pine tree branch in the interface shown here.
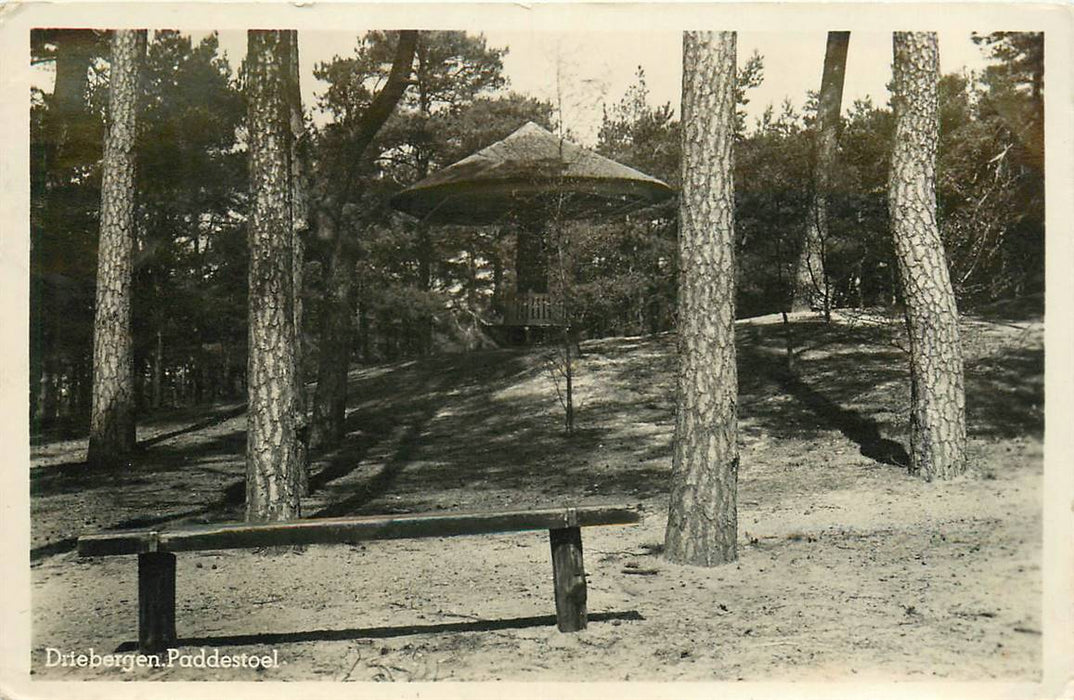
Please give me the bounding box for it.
[346,30,419,164]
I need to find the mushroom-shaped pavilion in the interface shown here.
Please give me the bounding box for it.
[391,122,674,333]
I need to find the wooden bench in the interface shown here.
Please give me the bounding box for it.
[77,504,642,653]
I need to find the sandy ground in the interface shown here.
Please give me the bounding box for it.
[28,310,1043,682]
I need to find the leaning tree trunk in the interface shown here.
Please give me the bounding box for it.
[791,31,850,316]
[245,30,303,521]
[308,30,417,451]
[889,32,967,480]
[664,31,739,566]
[87,29,145,467]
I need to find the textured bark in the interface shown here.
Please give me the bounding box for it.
[791,31,849,315]
[664,31,739,566]
[245,30,302,521]
[889,32,967,480]
[87,29,145,467]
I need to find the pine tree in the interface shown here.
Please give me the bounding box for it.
[282,30,311,494]
[308,30,418,451]
[889,32,967,479]
[87,29,146,467]
[791,31,850,316]
[664,31,739,565]
[31,29,104,428]
[245,30,303,520]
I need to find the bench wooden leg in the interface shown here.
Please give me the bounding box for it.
[549,527,587,632]
[138,552,177,654]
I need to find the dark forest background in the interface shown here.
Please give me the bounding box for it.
[29,30,1043,434]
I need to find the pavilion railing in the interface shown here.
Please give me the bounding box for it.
[502,292,565,327]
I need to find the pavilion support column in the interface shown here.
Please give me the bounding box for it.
[515,221,549,294]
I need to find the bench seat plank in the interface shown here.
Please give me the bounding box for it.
[78,504,642,651]
[78,505,641,557]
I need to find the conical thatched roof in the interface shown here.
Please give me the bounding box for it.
[391,122,674,225]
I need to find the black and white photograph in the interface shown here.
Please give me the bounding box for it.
[1,2,1071,697]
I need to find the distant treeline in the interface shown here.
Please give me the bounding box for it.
[30,30,1042,431]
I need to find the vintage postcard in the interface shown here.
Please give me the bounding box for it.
[1,2,1071,699]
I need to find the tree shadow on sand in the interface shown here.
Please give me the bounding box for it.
[303,350,538,516]
[736,320,911,469]
[34,314,1042,563]
[31,350,539,559]
[772,369,911,468]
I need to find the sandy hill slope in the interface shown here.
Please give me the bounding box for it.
[30,310,1043,681]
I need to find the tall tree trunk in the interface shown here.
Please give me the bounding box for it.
[416,224,435,355]
[48,29,99,174]
[547,217,576,435]
[791,31,850,316]
[87,29,145,467]
[491,241,504,318]
[309,31,417,451]
[282,30,311,493]
[889,32,967,480]
[310,212,355,451]
[245,30,302,521]
[34,30,98,429]
[664,31,739,566]
[152,326,163,409]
